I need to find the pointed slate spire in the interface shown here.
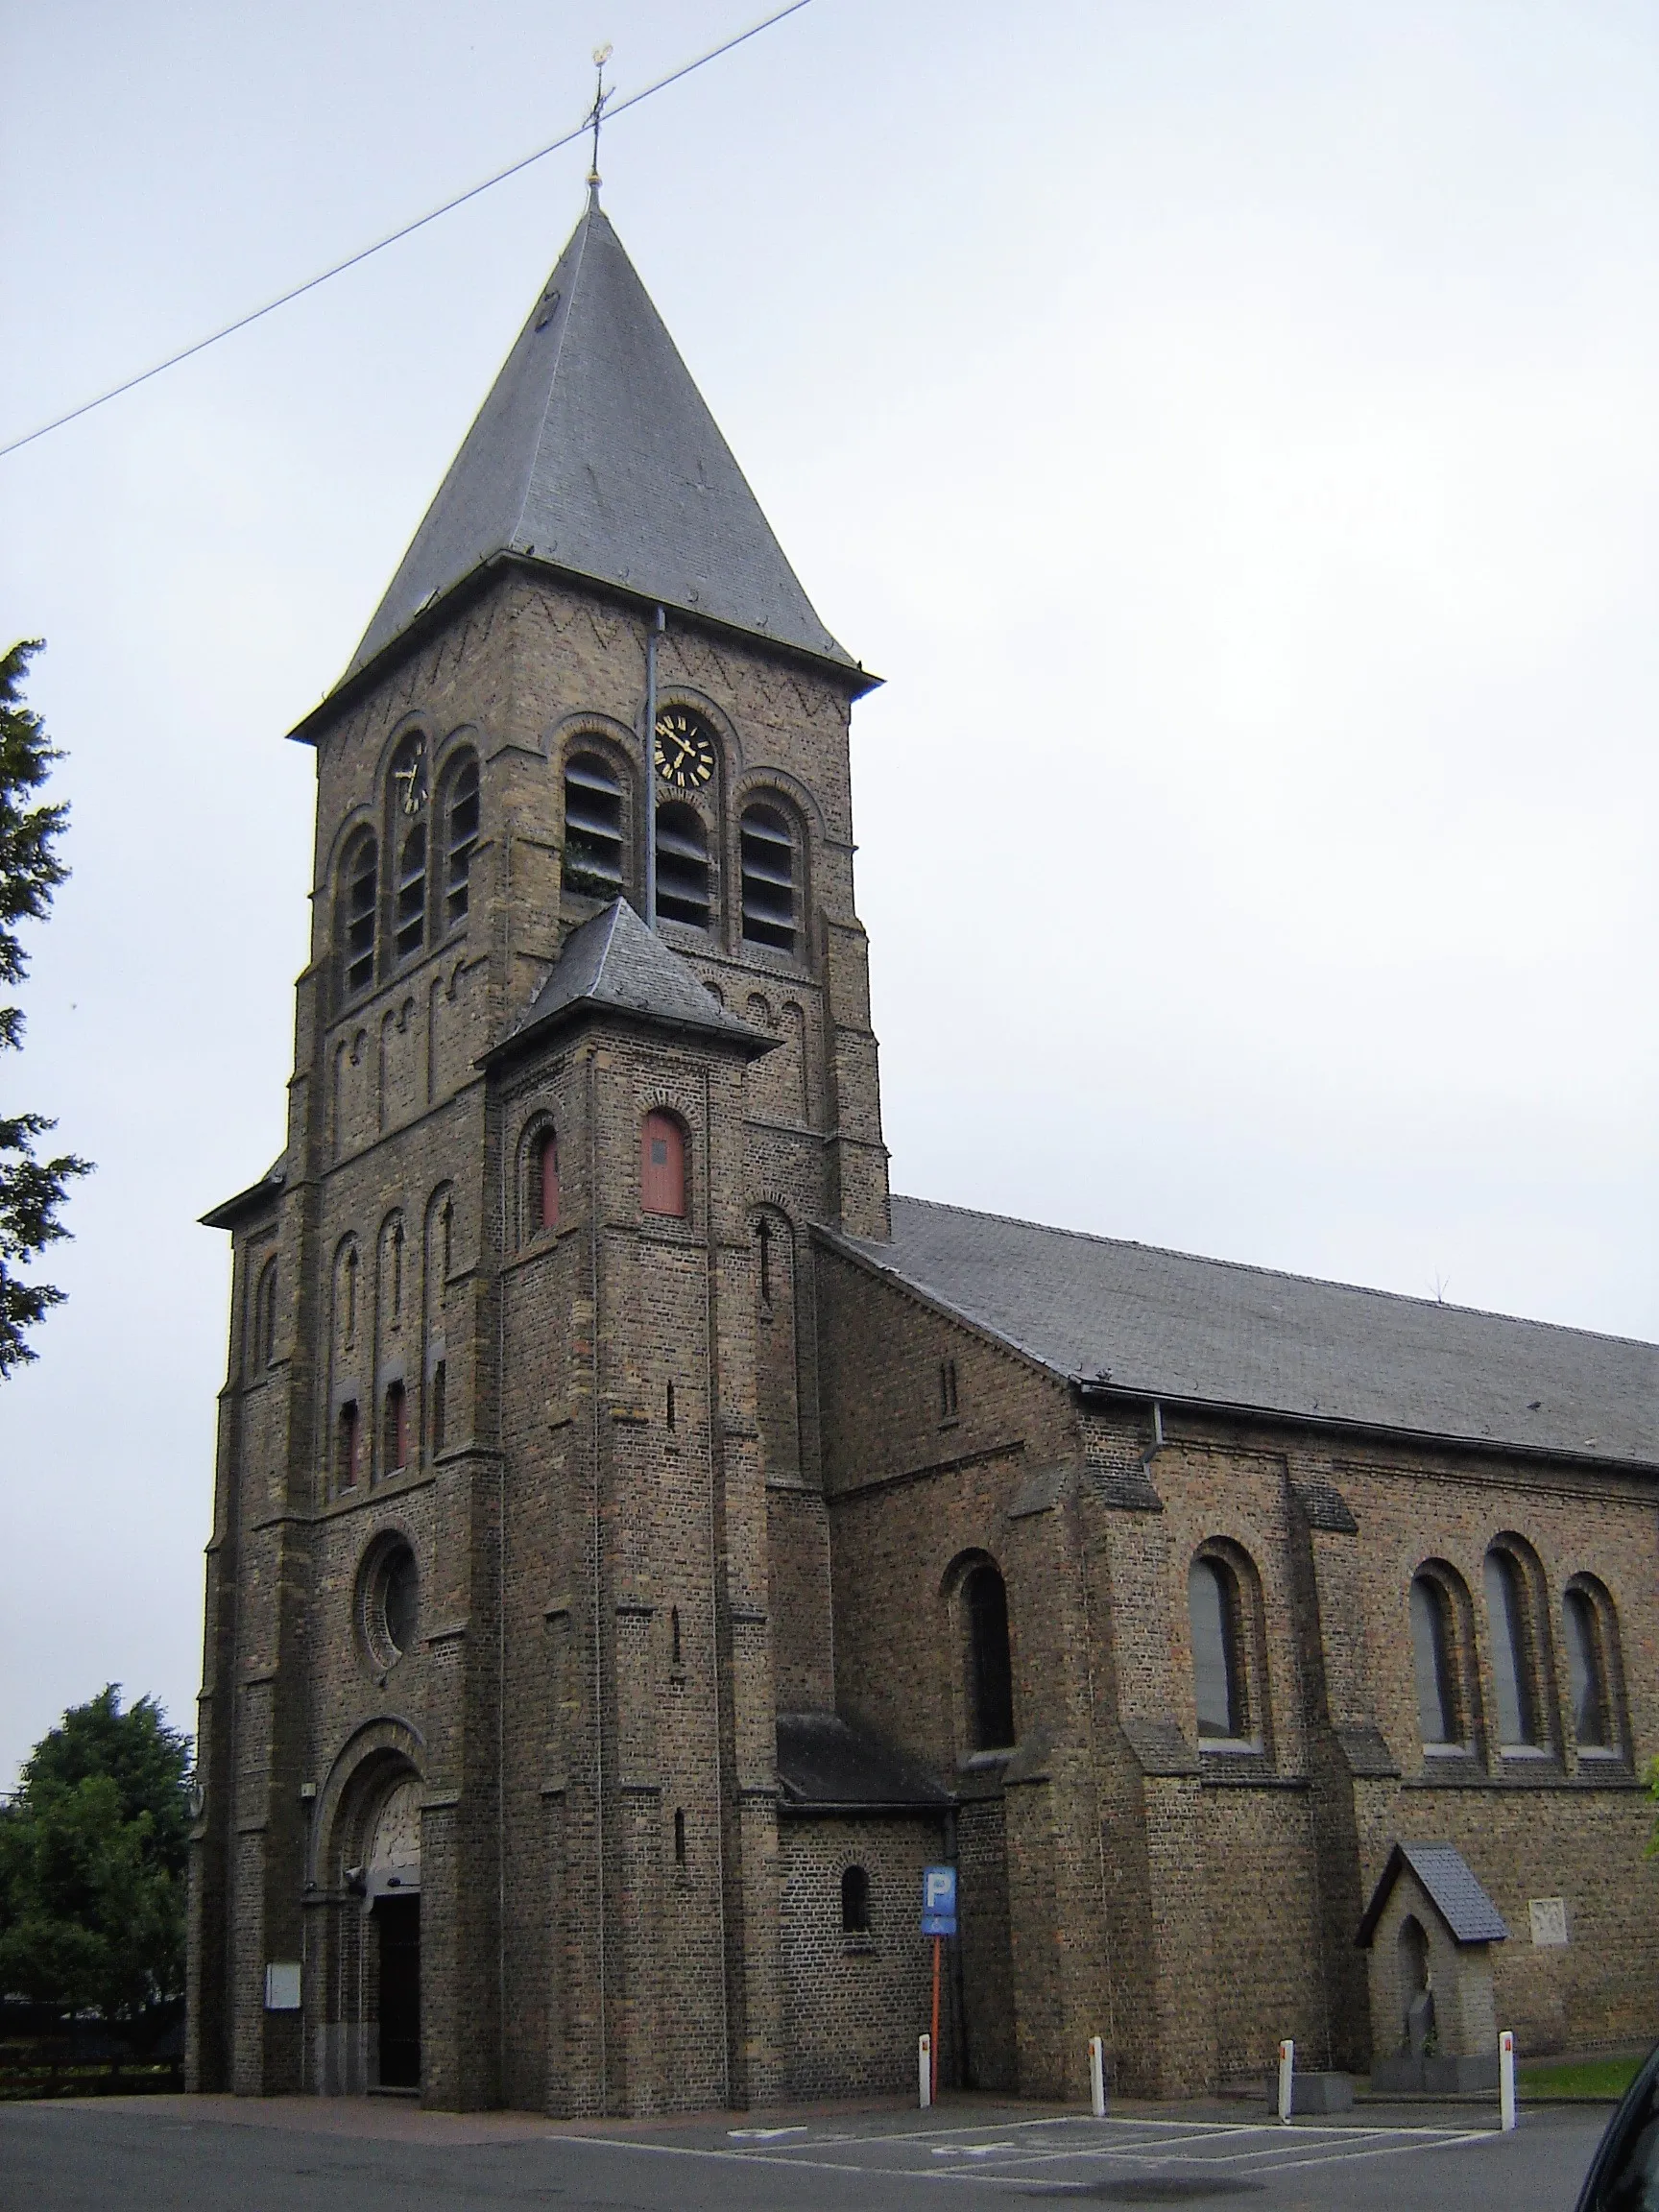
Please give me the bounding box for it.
[348,199,854,679]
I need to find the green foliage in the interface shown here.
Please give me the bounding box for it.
[0,638,90,1379]
[0,1688,191,2020]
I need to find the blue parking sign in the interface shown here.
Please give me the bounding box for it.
[921,1863,957,1936]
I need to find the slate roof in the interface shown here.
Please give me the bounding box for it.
[776,1712,954,1815]
[201,1155,287,1231]
[345,192,855,683]
[1357,1841,1510,1947]
[481,898,774,1066]
[830,1195,1659,1469]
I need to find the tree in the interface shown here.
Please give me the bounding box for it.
[0,1688,192,2023]
[1,637,90,1378]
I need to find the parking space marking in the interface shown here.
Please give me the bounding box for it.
[568,2110,1498,2194]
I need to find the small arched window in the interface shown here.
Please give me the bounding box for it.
[964,1560,1016,1751]
[641,1111,686,1218]
[337,1399,360,1490]
[841,1864,871,1934]
[528,1127,560,1235]
[1483,1546,1539,1747]
[382,1380,408,1475]
[1189,1554,1245,1742]
[1409,1573,1459,1745]
[252,1257,278,1370]
[340,831,378,998]
[429,1360,446,1456]
[394,824,426,963]
[443,753,480,929]
[674,1808,686,1865]
[740,803,797,951]
[656,802,710,928]
[564,751,625,899]
[1563,1584,1612,1749]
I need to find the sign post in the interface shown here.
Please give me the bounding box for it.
[921,1865,958,2106]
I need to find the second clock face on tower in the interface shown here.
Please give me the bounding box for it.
[654,709,717,791]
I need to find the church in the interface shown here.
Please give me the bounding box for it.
[186,182,1659,2113]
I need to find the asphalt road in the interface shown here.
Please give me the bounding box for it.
[0,2094,1611,2211]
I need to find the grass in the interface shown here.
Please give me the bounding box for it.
[1517,2053,1647,2102]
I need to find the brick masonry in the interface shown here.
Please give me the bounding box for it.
[188,554,1659,2117]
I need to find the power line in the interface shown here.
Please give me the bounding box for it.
[0,0,816,462]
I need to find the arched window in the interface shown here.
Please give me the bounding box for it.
[740,802,797,950]
[382,1381,408,1475]
[443,753,480,929]
[1397,1914,1431,2048]
[964,1560,1016,1751]
[252,1257,277,1370]
[1563,1584,1612,1750]
[340,831,378,998]
[564,751,625,899]
[394,824,426,963]
[1189,1554,1246,1742]
[841,1864,871,1934]
[674,1809,686,1865]
[641,1111,685,1218]
[337,1399,360,1490]
[528,1127,560,1235]
[1409,1573,1459,1745]
[429,1360,446,1456]
[1483,1546,1539,1747]
[656,802,710,928]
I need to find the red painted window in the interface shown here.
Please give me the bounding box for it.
[534,1130,560,1233]
[383,1381,408,1474]
[640,1112,685,1218]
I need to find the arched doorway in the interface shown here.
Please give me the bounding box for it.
[311,1728,424,2097]
[365,1778,421,2089]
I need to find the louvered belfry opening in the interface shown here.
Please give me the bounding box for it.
[563,753,625,898]
[444,755,480,927]
[395,826,426,963]
[342,834,377,997]
[655,803,710,928]
[739,803,795,950]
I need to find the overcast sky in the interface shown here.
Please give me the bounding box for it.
[3,0,1656,1788]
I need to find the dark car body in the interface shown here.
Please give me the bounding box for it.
[1575,2045,1659,2212]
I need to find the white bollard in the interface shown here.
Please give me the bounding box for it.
[1500,2030,1516,2132]
[919,2032,932,2110]
[1277,2038,1295,2125]
[1089,2035,1107,2119]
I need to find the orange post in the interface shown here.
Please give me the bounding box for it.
[930,1936,942,2101]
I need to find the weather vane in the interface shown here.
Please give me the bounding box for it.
[587,43,613,202]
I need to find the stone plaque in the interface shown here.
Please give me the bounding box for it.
[1528,1896,1569,1947]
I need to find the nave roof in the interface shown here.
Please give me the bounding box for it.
[830,1195,1659,1469]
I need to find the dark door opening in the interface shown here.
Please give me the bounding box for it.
[376,1894,421,2089]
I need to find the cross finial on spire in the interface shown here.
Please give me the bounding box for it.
[587,43,613,206]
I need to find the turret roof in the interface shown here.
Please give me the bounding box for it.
[481,898,775,1066]
[346,194,855,684]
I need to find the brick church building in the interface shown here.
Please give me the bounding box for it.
[187,186,1659,2111]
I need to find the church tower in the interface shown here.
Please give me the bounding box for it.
[188,187,889,2111]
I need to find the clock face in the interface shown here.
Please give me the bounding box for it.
[394,739,428,817]
[654,709,717,791]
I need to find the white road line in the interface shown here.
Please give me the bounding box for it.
[546,2112,1498,2198]
[1238,2129,1495,2177]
